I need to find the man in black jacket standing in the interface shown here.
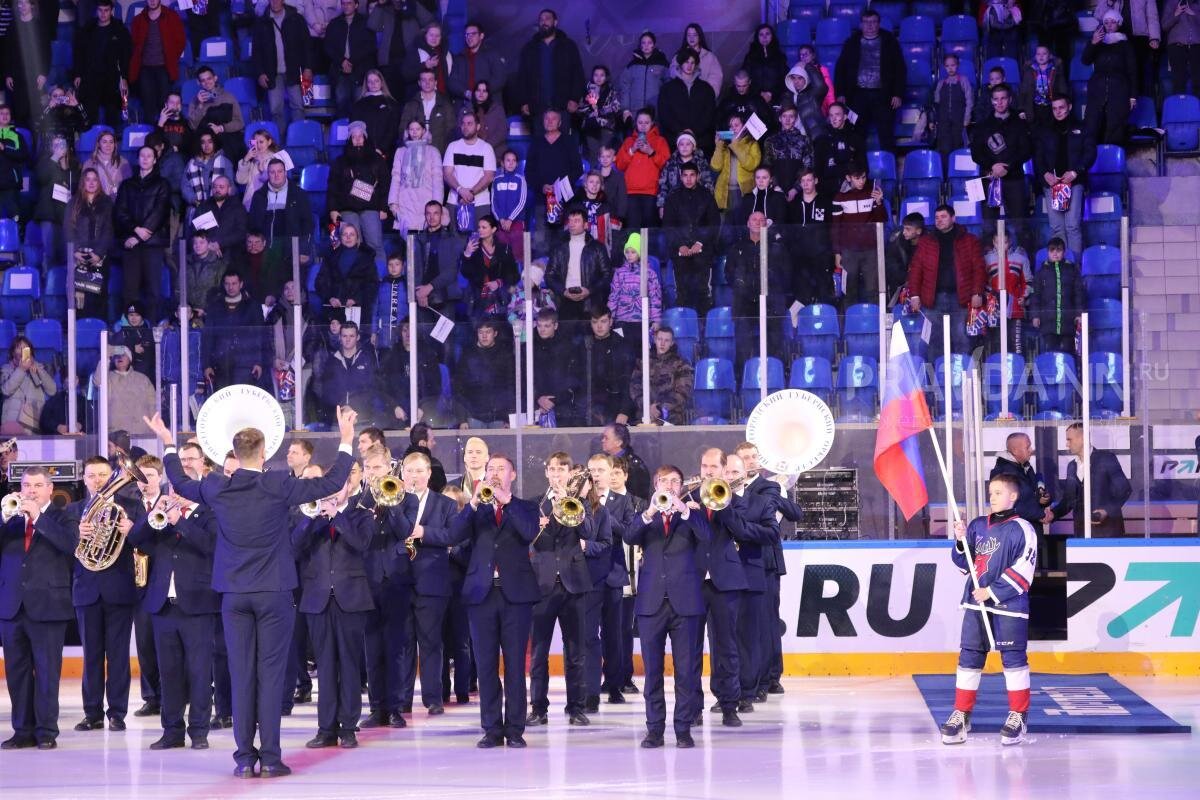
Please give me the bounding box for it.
[1052,422,1133,537]
[545,208,610,324]
[72,0,131,128]
[584,308,636,426]
[324,0,377,119]
[454,319,514,428]
[990,432,1053,531]
[970,83,1033,222]
[531,309,582,426]
[253,0,313,137]
[248,159,314,263]
[1033,96,1096,260]
[834,8,905,153]
[514,8,584,134]
[663,162,721,312]
[202,269,269,391]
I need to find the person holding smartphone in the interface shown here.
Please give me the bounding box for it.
[1,337,57,436]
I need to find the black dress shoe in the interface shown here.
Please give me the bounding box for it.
[232,765,258,779]
[607,692,626,704]
[149,736,185,750]
[737,699,755,713]
[506,734,527,748]
[108,718,126,731]
[427,705,445,716]
[767,681,785,695]
[191,738,209,750]
[74,717,104,731]
[568,712,590,726]
[1,736,36,750]
[526,711,548,726]
[360,712,388,729]
[400,704,413,714]
[134,702,160,717]
[640,732,664,748]
[722,711,743,728]
[306,734,338,749]
[293,689,312,704]
[693,712,704,726]
[388,712,407,729]
[260,763,292,778]
[212,715,232,729]
[709,701,721,712]
[754,690,768,703]
[338,733,358,749]
[621,682,640,694]
[676,730,695,748]
[281,707,293,717]
[586,695,601,713]
[476,734,503,749]
[456,694,471,704]
[36,739,57,750]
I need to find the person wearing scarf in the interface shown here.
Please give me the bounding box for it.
[387,119,443,237]
[1081,9,1137,145]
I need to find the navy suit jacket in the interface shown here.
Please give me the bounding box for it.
[424,498,541,605]
[390,490,458,597]
[734,492,780,592]
[747,475,788,576]
[582,505,616,588]
[128,504,221,615]
[69,496,140,607]
[689,496,749,592]
[531,509,601,596]
[0,504,80,622]
[291,506,375,614]
[359,491,414,591]
[625,509,711,617]
[597,493,632,588]
[1052,449,1133,536]
[165,449,354,593]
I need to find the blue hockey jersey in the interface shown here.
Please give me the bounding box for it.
[951,509,1037,619]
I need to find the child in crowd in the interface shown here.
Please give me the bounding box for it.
[831,161,887,307]
[972,67,1007,128]
[984,228,1032,354]
[607,232,662,340]
[1028,236,1085,354]
[491,149,528,264]
[933,55,973,171]
[372,253,408,351]
[1018,45,1068,129]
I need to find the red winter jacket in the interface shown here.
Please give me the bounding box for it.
[615,126,669,197]
[129,7,187,84]
[905,225,986,309]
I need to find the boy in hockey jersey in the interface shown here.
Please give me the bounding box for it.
[942,473,1037,746]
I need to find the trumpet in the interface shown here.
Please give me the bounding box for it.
[1,492,23,523]
[651,491,675,514]
[300,496,337,518]
[147,499,182,530]
[478,483,496,505]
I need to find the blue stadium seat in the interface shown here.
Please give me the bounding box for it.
[1069,57,1093,112]
[661,307,700,362]
[777,19,811,47]
[828,2,867,23]
[815,18,852,63]
[1089,144,1127,197]
[981,57,1020,86]
[24,318,63,365]
[0,319,15,352]
[902,149,943,198]
[300,163,330,218]
[74,317,108,378]
[225,77,257,106]
[160,328,203,389]
[42,267,67,321]
[124,2,145,26]
[326,118,351,161]
[77,125,114,157]
[788,356,834,402]
[900,196,936,225]
[843,303,880,358]
[898,310,930,360]
[120,124,154,161]
[795,304,840,363]
[872,1,907,30]
[1,266,41,325]
[1162,94,1200,152]
[693,357,736,423]
[0,218,19,265]
[867,150,897,199]
[244,120,282,148]
[200,37,236,79]
[894,104,928,146]
[285,120,324,170]
[704,306,736,362]
[902,52,934,106]
[1087,298,1122,353]
[910,1,948,25]
[950,196,983,232]
[1032,409,1069,421]
[180,78,200,107]
[307,77,336,121]
[788,0,824,26]
[1033,351,1078,416]
[1129,94,1158,130]
[1081,244,1121,300]
[836,355,879,422]
[1083,192,1122,247]
[1089,351,1123,416]
[899,16,935,48]
[983,352,1026,417]
[934,354,971,420]
[941,15,980,61]
[740,357,785,419]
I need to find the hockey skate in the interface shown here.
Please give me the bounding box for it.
[999,711,1027,745]
[940,709,971,744]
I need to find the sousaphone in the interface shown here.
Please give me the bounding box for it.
[195,384,288,464]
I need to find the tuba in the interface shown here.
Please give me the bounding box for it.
[1,492,22,523]
[76,449,147,573]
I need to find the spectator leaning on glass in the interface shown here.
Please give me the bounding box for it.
[1,336,57,436]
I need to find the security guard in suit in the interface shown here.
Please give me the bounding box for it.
[410,455,540,749]
[0,467,79,749]
[147,407,358,779]
[127,489,221,750]
[527,453,607,727]
[359,445,412,728]
[292,475,374,749]
[69,457,139,733]
[585,454,631,707]
[626,464,712,750]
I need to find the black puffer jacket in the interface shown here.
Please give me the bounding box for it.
[113,167,171,247]
[328,143,390,213]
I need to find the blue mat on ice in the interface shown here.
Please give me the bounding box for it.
[913,673,1191,734]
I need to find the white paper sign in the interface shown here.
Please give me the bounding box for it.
[275,149,295,171]
[206,40,227,58]
[744,112,768,141]
[177,0,193,9]
[344,305,361,326]
[430,312,454,343]
[312,83,331,100]
[333,123,349,142]
[553,175,574,204]
[952,199,976,219]
[52,183,71,204]
[261,304,272,320]
[9,272,33,290]
[1091,195,1115,215]
[921,315,932,345]
[907,200,929,220]
[127,130,147,148]
[192,210,218,230]
[789,300,805,328]
[965,177,985,203]
[846,108,859,125]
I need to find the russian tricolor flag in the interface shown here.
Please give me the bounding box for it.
[873,321,933,520]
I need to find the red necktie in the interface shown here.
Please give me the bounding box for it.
[24,516,34,552]
[662,513,671,537]
[329,524,337,541]
[494,505,503,527]
[706,508,713,521]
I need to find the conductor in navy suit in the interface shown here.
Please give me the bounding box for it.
[626,464,711,750]
[0,467,80,749]
[145,405,358,778]
[291,474,374,749]
[409,454,540,749]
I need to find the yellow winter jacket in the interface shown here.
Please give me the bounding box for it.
[709,136,761,210]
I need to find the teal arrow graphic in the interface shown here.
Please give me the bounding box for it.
[1106,563,1200,639]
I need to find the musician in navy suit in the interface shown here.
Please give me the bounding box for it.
[585,454,631,707]
[527,453,605,727]
[0,467,79,749]
[1051,422,1133,537]
[689,448,749,726]
[737,441,790,697]
[146,406,358,778]
[69,457,139,733]
[291,476,374,749]
[410,455,540,748]
[578,482,614,715]
[131,456,171,718]
[127,489,221,750]
[725,454,780,708]
[359,445,412,728]
[389,451,460,716]
[609,457,644,696]
[626,464,711,750]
